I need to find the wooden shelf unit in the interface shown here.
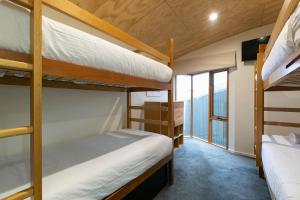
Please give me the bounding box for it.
[144,101,184,148]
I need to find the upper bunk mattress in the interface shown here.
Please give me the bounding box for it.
[0,1,173,83]
[0,129,173,199]
[262,135,300,200]
[262,2,300,81]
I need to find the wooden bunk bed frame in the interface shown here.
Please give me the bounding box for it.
[0,0,174,199]
[254,0,300,176]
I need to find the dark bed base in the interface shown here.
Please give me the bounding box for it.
[104,155,173,200]
[123,164,168,200]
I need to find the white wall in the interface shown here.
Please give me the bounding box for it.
[175,24,275,156]
[0,86,126,156]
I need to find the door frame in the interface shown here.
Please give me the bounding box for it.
[175,69,229,149]
[208,69,229,149]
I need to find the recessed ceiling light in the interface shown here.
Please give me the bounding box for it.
[209,12,218,21]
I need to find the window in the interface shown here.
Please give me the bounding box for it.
[175,70,229,148]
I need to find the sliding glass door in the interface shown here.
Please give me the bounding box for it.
[176,69,229,149]
[211,71,228,147]
[192,73,209,141]
[176,75,191,137]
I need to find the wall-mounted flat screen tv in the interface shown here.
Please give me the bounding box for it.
[242,36,270,61]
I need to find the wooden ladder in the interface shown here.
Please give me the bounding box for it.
[1,0,42,199]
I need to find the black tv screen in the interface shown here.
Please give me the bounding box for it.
[242,36,270,61]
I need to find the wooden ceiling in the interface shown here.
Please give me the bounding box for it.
[70,0,284,58]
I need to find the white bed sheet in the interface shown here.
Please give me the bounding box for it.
[0,129,173,200]
[262,2,300,81]
[262,135,300,200]
[0,1,172,83]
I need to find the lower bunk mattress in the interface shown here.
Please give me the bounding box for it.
[0,129,173,199]
[262,135,300,200]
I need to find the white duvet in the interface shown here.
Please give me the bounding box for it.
[0,129,173,200]
[262,2,300,80]
[262,135,300,200]
[0,1,172,83]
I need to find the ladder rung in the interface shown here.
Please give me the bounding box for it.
[0,58,33,72]
[0,126,33,138]
[8,0,33,9]
[3,187,34,200]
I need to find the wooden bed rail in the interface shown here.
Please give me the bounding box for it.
[264,107,300,128]
[254,45,265,168]
[0,58,33,71]
[264,121,300,128]
[264,0,299,60]
[0,126,33,138]
[264,107,300,112]
[4,187,34,200]
[1,0,43,200]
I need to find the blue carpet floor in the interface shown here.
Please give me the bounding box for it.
[155,139,271,200]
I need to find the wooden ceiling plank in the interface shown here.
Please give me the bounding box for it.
[68,0,285,58]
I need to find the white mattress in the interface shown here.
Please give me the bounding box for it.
[262,135,300,200]
[262,2,300,81]
[0,1,172,83]
[0,129,173,200]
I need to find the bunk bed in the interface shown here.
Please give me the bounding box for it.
[0,0,174,199]
[254,0,300,199]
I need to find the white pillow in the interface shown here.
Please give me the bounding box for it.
[289,132,300,144]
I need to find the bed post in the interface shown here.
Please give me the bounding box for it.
[127,91,132,129]
[31,0,43,199]
[167,38,174,185]
[255,44,265,177]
